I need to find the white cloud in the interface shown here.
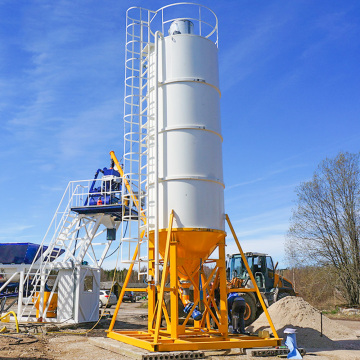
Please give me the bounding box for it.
[0,224,35,236]
[226,164,307,191]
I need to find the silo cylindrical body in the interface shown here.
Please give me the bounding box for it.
[148,29,225,276]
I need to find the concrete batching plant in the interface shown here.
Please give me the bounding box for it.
[0,2,282,354]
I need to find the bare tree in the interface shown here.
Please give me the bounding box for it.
[286,152,360,305]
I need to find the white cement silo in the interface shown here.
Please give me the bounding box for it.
[148,21,224,235]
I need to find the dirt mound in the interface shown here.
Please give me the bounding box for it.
[247,296,359,349]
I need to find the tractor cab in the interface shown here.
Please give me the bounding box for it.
[227,252,275,291]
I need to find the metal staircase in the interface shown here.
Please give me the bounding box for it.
[18,178,123,321]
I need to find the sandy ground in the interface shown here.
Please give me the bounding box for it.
[1,300,359,360]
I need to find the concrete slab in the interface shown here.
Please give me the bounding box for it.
[89,337,206,360]
[202,348,246,357]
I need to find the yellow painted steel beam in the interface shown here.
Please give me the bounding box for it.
[202,266,218,291]
[181,266,201,321]
[107,331,156,351]
[149,295,158,328]
[200,270,220,328]
[161,297,171,331]
[156,338,281,351]
[183,266,222,331]
[109,150,146,223]
[108,243,139,333]
[217,237,229,334]
[125,288,148,292]
[225,214,279,339]
[178,266,195,329]
[201,294,219,329]
[148,237,155,330]
[154,210,174,343]
[169,225,179,338]
[199,266,218,328]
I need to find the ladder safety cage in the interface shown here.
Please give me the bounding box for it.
[121,6,155,277]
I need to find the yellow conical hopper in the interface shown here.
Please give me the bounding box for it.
[157,229,225,280]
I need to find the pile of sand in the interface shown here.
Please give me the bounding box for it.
[247,296,359,349]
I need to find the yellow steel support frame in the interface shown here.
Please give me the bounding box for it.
[107,213,282,351]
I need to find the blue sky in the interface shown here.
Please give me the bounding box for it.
[1,0,359,269]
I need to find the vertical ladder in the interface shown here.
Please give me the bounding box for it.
[121,7,156,278]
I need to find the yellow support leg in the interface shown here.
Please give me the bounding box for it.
[154,210,174,343]
[108,243,139,333]
[217,237,229,335]
[225,214,279,339]
[169,224,179,338]
[148,237,156,330]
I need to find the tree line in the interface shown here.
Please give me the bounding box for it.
[286,152,360,306]
[100,268,147,284]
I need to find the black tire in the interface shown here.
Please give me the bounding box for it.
[99,300,103,308]
[240,293,257,326]
[106,305,112,308]
[277,292,290,301]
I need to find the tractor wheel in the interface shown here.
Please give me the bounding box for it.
[240,293,257,326]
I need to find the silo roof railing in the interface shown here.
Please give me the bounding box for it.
[126,3,219,46]
[155,2,218,45]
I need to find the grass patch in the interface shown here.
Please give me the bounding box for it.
[138,301,148,309]
[322,307,340,315]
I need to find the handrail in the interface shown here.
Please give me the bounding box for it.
[127,3,218,45]
[110,151,146,224]
[159,3,218,44]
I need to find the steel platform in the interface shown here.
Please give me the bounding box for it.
[107,330,282,352]
[71,205,138,219]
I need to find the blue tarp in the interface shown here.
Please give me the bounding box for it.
[0,243,64,264]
